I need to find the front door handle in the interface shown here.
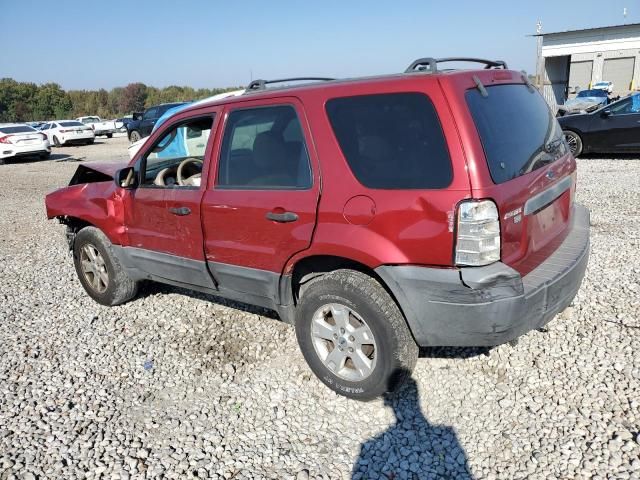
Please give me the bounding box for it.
[266,211,298,223]
[168,206,191,216]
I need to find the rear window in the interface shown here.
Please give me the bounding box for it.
[0,125,36,134]
[59,121,85,127]
[326,93,452,189]
[466,84,566,184]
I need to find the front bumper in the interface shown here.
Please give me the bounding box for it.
[376,204,590,347]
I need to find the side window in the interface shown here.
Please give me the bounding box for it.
[609,95,640,115]
[326,93,452,189]
[143,107,158,121]
[141,116,214,188]
[41,124,50,130]
[217,105,312,189]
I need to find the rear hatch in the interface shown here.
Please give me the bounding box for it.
[447,72,576,276]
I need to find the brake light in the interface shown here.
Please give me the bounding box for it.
[0,135,13,144]
[455,199,501,266]
[40,133,48,141]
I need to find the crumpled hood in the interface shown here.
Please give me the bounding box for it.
[79,161,127,178]
[66,161,128,186]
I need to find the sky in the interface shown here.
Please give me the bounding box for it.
[1,0,638,90]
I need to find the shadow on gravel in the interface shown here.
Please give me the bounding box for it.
[0,153,73,165]
[418,346,490,360]
[353,374,473,480]
[136,281,280,320]
[578,152,640,160]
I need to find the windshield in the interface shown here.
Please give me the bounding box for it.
[466,84,567,184]
[0,125,37,134]
[59,121,85,127]
[577,89,607,98]
[83,117,100,123]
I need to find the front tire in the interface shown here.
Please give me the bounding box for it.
[295,269,418,401]
[106,133,113,138]
[563,130,583,157]
[73,227,138,306]
[129,130,141,143]
[39,152,50,160]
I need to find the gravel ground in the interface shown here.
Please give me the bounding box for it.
[0,136,639,480]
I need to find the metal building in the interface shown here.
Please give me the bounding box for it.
[534,23,640,111]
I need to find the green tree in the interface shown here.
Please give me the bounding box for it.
[32,83,72,120]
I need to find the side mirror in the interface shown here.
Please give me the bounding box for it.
[114,167,136,189]
[132,112,143,121]
[601,109,611,118]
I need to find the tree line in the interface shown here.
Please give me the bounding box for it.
[0,78,241,122]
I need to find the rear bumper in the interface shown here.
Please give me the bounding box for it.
[376,204,590,347]
[0,142,51,159]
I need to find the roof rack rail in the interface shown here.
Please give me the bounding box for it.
[247,77,335,91]
[405,57,508,74]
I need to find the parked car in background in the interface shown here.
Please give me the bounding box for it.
[41,120,95,146]
[592,81,614,93]
[0,123,50,164]
[46,58,590,400]
[557,89,610,116]
[126,103,188,142]
[127,90,245,158]
[116,115,136,133]
[76,116,122,138]
[560,93,640,156]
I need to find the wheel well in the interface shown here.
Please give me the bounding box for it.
[291,255,388,304]
[59,216,94,250]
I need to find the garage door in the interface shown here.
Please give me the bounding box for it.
[603,57,635,96]
[568,61,593,94]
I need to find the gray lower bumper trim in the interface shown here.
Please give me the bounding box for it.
[376,204,590,347]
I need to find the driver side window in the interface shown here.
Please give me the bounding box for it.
[609,95,640,115]
[141,116,214,188]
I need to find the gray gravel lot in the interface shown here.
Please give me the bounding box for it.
[0,135,639,479]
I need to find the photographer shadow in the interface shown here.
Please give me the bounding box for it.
[352,373,473,480]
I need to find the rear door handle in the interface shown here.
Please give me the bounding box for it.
[266,211,298,223]
[168,206,191,216]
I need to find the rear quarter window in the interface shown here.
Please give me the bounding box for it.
[326,93,453,189]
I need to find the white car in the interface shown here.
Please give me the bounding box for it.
[40,120,95,147]
[592,81,614,94]
[0,123,51,164]
[76,116,123,138]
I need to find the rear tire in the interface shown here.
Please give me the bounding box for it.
[52,136,61,147]
[87,139,95,145]
[563,130,583,157]
[73,227,138,306]
[129,130,141,143]
[106,133,113,138]
[295,269,418,401]
[0,158,5,165]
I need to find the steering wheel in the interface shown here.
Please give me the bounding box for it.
[177,158,203,186]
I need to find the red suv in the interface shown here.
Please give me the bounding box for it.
[46,58,590,400]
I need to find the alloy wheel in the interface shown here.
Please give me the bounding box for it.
[80,243,109,293]
[310,303,377,382]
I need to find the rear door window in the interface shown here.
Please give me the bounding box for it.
[217,105,312,189]
[466,84,566,184]
[325,93,452,189]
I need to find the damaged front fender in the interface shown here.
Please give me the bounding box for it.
[46,162,129,246]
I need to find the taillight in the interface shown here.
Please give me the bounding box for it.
[40,133,48,141]
[0,135,13,144]
[455,199,501,266]
[59,129,68,133]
